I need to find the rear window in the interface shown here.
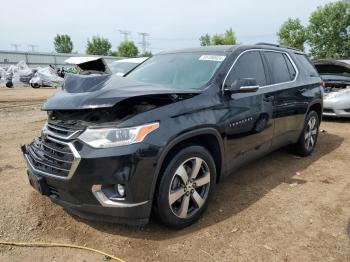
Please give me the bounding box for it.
[264,51,294,84]
[294,54,319,77]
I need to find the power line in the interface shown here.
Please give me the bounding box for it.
[151,33,276,42]
[138,32,150,54]
[11,44,21,51]
[151,37,196,41]
[28,44,38,52]
[119,30,131,42]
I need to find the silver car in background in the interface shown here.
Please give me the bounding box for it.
[314,59,350,118]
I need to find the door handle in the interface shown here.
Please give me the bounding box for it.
[263,95,274,102]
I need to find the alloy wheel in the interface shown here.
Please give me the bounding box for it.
[168,157,210,219]
[304,116,318,151]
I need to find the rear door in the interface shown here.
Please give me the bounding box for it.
[262,50,306,149]
[224,50,275,173]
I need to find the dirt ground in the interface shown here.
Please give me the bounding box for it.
[0,86,349,262]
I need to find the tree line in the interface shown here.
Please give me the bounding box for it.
[200,0,349,59]
[54,35,151,57]
[54,0,349,59]
[277,0,349,59]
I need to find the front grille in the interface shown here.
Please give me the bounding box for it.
[46,123,81,139]
[27,137,74,178]
[25,123,82,179]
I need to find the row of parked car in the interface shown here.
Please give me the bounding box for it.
[0,61,65,88]
[0,57,148,89]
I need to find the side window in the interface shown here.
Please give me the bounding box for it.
[226,51,267,86]
[294,54,319,77]
[264,51,293,84]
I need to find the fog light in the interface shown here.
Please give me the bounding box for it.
[115,184,125,197]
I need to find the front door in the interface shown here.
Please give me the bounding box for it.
[223,50,275,173]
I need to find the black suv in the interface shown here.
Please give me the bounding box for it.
[22,44,323,229]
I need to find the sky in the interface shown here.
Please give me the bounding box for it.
[0,0,337,54]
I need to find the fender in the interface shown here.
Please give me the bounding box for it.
[306,98,323,121]
[294,99,323,140]
[148,127,225,201]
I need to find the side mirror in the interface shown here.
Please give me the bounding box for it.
[224,78,260,95]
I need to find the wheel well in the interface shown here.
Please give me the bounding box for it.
[308,103,322,123]
[157,134,223,185]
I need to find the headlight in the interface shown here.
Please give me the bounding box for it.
[79,122,159,148]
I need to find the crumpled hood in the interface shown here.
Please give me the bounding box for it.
[43,73,199,110]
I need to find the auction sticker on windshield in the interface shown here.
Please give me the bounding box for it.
[199,55,226,62]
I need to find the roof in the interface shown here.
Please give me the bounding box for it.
[156,44,304,55]
[157,45,239,54]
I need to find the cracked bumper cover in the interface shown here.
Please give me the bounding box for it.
[21,140,161,225]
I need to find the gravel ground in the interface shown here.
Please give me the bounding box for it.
[0,87,349,262]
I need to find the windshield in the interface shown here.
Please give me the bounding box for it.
[109,62,138,75]
[126,52,226,90]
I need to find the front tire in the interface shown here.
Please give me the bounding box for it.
[294,111,319,156]
[30,83,40,88]
[155,145,216,229]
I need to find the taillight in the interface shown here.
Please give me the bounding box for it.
[320,81,326,88]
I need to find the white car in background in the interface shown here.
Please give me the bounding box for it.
[313,59,350,118]
[108,57,148,76]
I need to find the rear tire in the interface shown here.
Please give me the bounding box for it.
[155,145,216,229]
[30,83,40,88]
[294,111,319,156]
[6,81,13,88]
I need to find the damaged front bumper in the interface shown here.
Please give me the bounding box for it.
[21,124,160,225]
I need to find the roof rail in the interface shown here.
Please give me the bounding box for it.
[255,42,280,47]
[255,42,302,52]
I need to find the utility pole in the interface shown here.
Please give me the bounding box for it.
[119,30,131,42]
[28,44,38,52]
[11,44,21,51]
[138,32,150,54]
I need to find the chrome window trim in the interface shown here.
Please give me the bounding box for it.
[91,185,149,208]
[221,49,299,92]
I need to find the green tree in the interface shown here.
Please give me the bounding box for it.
[223,28,236,45]
[277,18,306,51]
[86,36,112,56]
[307,0,350,59]
[199,28,237,46]
[54,34,73,53]
[139,51,152,57]
[116,41,139,57]
[199,34,211,46]
[211,34,226,45]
